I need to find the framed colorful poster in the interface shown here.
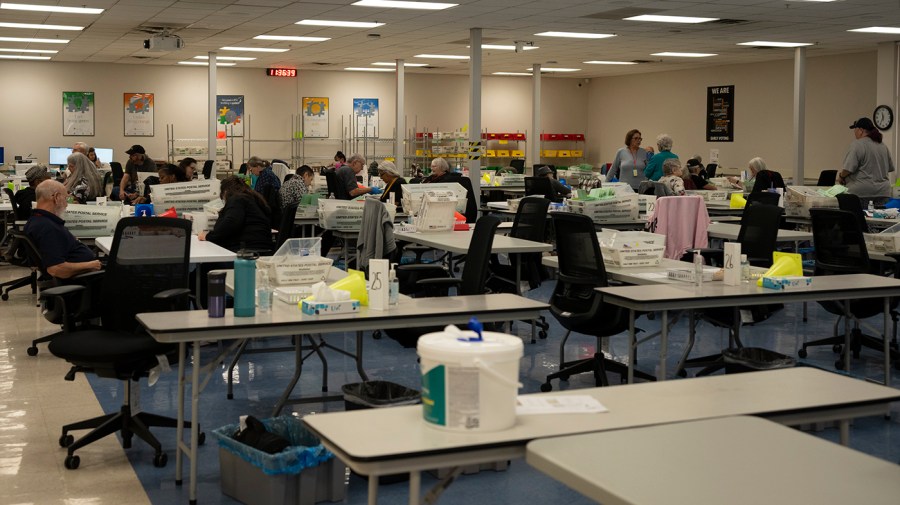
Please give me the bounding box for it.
[63,91,95,136]
[706,85,735,142]
[123,92,154,136]
[216,95,244,137]
[302,97,329,138]
[353,98,378,138]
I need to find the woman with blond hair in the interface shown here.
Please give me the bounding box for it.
[64,152,102,204]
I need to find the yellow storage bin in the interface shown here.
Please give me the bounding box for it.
[542,150,558,157]
[571,150,583,157]
[496,150,511,157]
[415,149,425,156]
[558,150,572,158]
[511,150,524,157]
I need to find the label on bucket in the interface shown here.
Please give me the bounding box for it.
[422,364,480,429]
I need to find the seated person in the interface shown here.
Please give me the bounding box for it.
[280,165,315,208]
[87,147,110,171]
[337,154,380,198]
[681,167,697,191]
[24,180,102,279]
[179,157,198,180]
[422,157,455,184]
[376,160,406,211]
[247,156,281,197]
[199,176,272,253]
[747,157,785,193]
[120,145,155,204]
[15,164,52,220]
[536,166,572,200]
[142,164,190,202]
[686,159,717,190]
[658,158,686,196]
[64,152,102,204]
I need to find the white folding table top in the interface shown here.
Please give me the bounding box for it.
[394,229,552,255]
[95,234,236,263]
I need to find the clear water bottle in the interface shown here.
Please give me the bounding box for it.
[257,270,273,314]
[234,250,257,317]
[389,263,399,306]
[693,250,704,287]
[741,254,751,283]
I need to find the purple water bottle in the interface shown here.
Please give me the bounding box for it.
[208,271,226,318]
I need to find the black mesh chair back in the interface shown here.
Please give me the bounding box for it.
[284,173,294,182]
[745,191,781,208]
[525,176,555,200]
[458,214,501,296]
[100,217,192,332]
[202,160,214,180]
[448,173,479,222]
[109,162,124,185]
[238,163,248,175]
[809,208,869,275]
[817,170,838,187]
[836,193,870,233]
[4,187,28,221]
[736,203,782,267]
[511,196,550,242]
[706,164,718,178]
[509,159,525,173]
[275,203,299,250]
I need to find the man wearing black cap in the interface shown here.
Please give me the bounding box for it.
[121,144,155,203]
[14,164,52,220]
[839,117,895,207]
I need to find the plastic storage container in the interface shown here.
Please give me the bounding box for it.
[213,416,347,505]
[722,347,797,374]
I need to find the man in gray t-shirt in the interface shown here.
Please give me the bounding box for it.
[335,153,380,199]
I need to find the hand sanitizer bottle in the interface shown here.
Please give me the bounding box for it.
[741,254,750,283]
[693,250,704,287]
[389,263,399,306]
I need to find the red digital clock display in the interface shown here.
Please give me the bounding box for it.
[266,68,297,77]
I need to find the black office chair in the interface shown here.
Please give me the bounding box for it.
[745,191,781,208]
[541,212,655,391]
[275,203,300,250]
[109,162,124,201]
[238,163,248,175]
[284,173,295,182]
[509,159,525,174]
[836,193,869,233]
[817,169,838,187]
[324,169,351,200]
[1,229,41,302]
[799,208,900,369]
[41,217,199,470]
[706,164,718,178]
[100,171,114,197]
[525,176,559,202]
[202,159,214,180]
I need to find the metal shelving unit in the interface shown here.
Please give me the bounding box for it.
[295,114,348,168]
[165,124,234,166]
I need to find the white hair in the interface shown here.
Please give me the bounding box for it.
[656,134,673,152]
[748,157,767,174]
[430,157,450,174]
[662,158,681,176]
[348,153,365,165]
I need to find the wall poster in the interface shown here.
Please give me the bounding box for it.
[302,97,329,138]
[123,92,154,136]
[353,98,378,138]
[216,95,244,137]
[63,91,95,136]
[706,85,734,142]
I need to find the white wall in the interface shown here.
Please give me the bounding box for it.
[585,51,877,179]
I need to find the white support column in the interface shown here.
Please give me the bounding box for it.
[877,42,899,183]
[792,47,806,185]
[531,64,542,174]
[468,28,482,204]
[395,58,406,174]
[208,51,217,179]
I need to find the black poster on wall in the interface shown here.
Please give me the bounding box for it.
[706,85,735,142]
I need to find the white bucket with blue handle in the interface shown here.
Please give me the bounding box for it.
[417,325,523,432]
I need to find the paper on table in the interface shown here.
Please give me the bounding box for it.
[516,395,609,415]
[631,272,669,280]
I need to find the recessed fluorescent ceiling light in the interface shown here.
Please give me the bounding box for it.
[221,46,289,52]
[372,61,428,66]
[583,60,636,65]
[194,55,256,61]
[253,35,328,42]
[479,44,539,51]
[351,0,457,10]
[535,67,580,72]
[738,41,812,47]
[415,54,468,59]
[535,31,615,39]
[849,27,900,34]
[178,61,236,66]
[0,54,50,59]
[625,15,718,23]
[652,52,716,57]
[345,67,394,72]
[297,20,384,28]
[0,36,68,43]
[0,22,83,30]
[493,72,532,76]
[0,47,57,53]
[0,3,103,14]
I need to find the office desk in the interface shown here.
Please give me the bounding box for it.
[707,222,813,247]
[704,200,745,215]
[598,274,900,385]
[137,293,548,505]
[526,416,900,505]
[304,368,900,505]
[542,256,687,285]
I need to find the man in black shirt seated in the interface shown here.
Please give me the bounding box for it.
[14,164,52,220]
[24,180,101,279]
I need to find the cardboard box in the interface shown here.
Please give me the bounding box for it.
[784,186,839,218]
[301,299,360,316]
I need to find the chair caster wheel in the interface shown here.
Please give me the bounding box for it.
[538,330,547,339]
[373,330,382,340]
[832,345,842,354]
[27,346,38,356]
[540,383,552,392]
[59,433,74,447]
[676,369,688,378]
[153,452,168,468]
[226,393,234,400]
[64,454,80,470]
[559,374,570,382]
[1,293,8,301]
[798,348,808,358]
[835,359,846,370]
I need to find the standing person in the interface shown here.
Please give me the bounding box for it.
[376,161,406,210]
[839,117,895,207]
[280,165,315,208]
[607,129,651,190]
[64,153,102,204]
[121,145,155,203]
[337,153,380,198]
[643,134,678,182]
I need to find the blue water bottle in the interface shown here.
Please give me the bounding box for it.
[234,250,258,317]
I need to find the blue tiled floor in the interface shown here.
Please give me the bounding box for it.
[88,280,900,504]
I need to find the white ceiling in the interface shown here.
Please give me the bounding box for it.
[3,0,900,77]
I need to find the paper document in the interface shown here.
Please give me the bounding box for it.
[631,272,669,280]
[516,395,609,415]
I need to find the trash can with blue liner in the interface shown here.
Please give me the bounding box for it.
[212,416,347,505]
[341,380,420,411]
[723,347,796,374]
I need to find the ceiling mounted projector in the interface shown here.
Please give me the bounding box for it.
[143,34,184,52]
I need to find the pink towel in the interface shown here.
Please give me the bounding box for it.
[647,196,711,259]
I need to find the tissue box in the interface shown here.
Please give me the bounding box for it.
[762,276,813,291]
[301,299,361,316]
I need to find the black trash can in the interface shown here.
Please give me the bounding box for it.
[722,347,796,374]
[341,380,420,410]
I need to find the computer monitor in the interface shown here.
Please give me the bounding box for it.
[93,148,114,164]
[48,147,71,166]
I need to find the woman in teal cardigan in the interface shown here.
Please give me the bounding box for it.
[643,133,678,181]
